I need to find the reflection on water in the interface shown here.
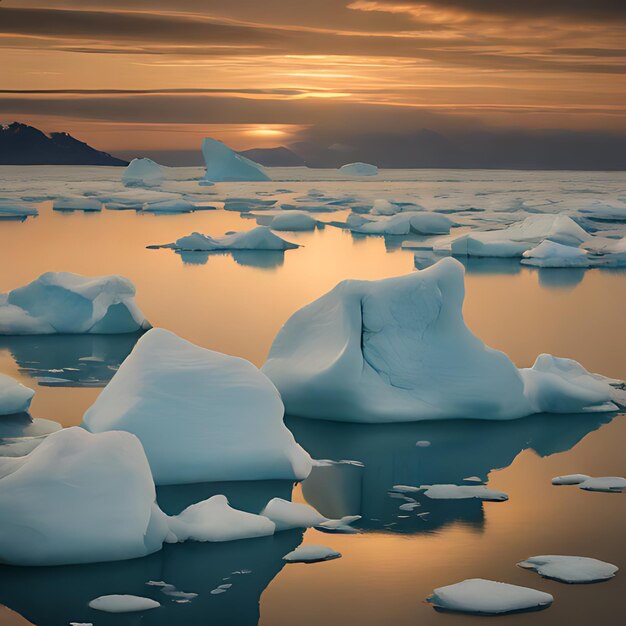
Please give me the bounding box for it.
[290,412,615,533]
[0,333,143,388]
[176,249,287,270]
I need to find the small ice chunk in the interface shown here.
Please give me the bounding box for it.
[268,211,317,231]
[399,502,420,511]
[420,484,508,501]
[551,474,590,486]
[415,440,431,447]
[0,373,34,415]
[283,545,341,563]
[391,485,421,493]
[53,197,101,212]
[521,240,590,268]
[427,579,553,615]
[260,498,327,530]
[88,595,160,613]
[339,162,378,176]
[518,555,618,583]
[161,589,198,599]
[210,583,232,594]
[143,199,196,213]
[463,476,482,482]
[579,476,626,492]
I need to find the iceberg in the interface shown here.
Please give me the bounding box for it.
[346,212,453,236]
[88,595,160,613]
[83,328,312,485]
[267,211,317,231]
[419,484,508,501]
[521,240,590,267]
[263,258,618,422]
[339,162,378,176]
[153,226,299,252]
[518,555,618,583]
[0,427,170,566]
[122,158,165,188]
[427,579,553,615]
[0,373,34,415]
[0,272,150,335]
[283,545,341,563]
[202,138,270,182]
[167,495,276,542]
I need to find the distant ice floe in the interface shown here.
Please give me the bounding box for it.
[518,555,618,583]
[344,212,453,236]
[202,138,270,183]
[0,272,150,335]
[283,545,341,563]
[0,373,34,416]
[83,328,312,485]
[0,201,38,220]
[263,258,621,422]
[53,197,101,212]
[122,158,165,188]
[552,474,590,485]
[521,240,590,268]
[419,484,508,501]
[552,473,626,492]
[264,211,318,231]
[261,497,360,532]
[143,199,197,213]
[339,162,378,176]
[88,595,160,613]
[427,579,553,615]
[151,226,299,252]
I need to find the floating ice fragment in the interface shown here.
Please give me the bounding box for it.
[416,440,431,447]
[122,158,164,188]
[339,162,378,176]
[268,211,317,231]
[399,502,420,511]
[143,199,196,213]
[551,474,590,485]
[518,555,618,583]
[88,595,160,613]
[463,476,482,482]
[202,138,270,182]
[391,485,421,493]
[261,497,359,532]
[0,373,34,415]
[283,545,341,563]
[420,484,508,501]
[427,579,553,615]
[579,477,626,492]
[53,197,101,212]
[521,240,590,268]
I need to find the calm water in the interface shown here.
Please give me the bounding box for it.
[0,168,624,625]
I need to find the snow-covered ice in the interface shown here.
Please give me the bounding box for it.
[518,555,618,583]
[283,545,341,563]
[552,474,591,485]
[263,258,617,422]
[260,497,359,532]
[344,212,452,236]
[420,484,508,501]
[266,211,317,231]
[143,199,197,213]
[202,138,270,182]
[122,158,165,188]
[167,495,276,542]
[579,476,626,492]
[521,240,590,268]
[88,595,160,613]
[0,272,150,335]
[83,328,312,484]
[427,579,553,615]
[339,162,378,176]
[0,373,34,415]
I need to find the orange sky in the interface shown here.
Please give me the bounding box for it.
[1,1,625,162]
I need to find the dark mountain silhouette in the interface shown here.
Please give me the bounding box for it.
[238,145,306,167]
[0,122,128,165]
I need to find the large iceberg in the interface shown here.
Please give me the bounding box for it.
[0,374,34,416]
[83,328,312,484]
[339,162,378,176]
[0,272,150,335]
[263,258,618,422]
[152,226,299,252]
[0,427,170,566]
[122,158,165,188]
[202,138,270,182]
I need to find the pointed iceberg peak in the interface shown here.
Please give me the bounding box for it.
[202,138,270,182]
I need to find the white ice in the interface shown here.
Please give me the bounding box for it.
[579,476,626,492]
[53,197,101,212]
[88,595,160,613]
[260,497,359,532]
[266,211,317,231]
[338,162,378,176]
[202,138,270,182]
[0,374,34,415]
[551,474,590,485]
[166,494,276,542]
[143,199,197,213]
[427,579,553,615]
[83,328,312,485]
[518,555,618,583]
[122,158,165,188]
[0,272,150,335]
[521,240,590,268]
[345,212,453,236]
[420,484,508,501]
[283,545,341,563]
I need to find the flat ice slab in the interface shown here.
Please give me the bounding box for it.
[518,555,618,583]
[427,579,553,615]
[579,476,626,492]
[552,474,590,485]
[283,545,341,563]
[0,373,34,415]
[420,484,508,501]
[88,595,160,613]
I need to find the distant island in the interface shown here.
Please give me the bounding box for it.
[0,122,129,166]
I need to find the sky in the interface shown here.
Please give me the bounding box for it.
[1,0,625,167]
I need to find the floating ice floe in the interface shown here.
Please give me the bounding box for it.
[202,138,270,182]
[435,215,589,257]
[266,211,317,231]
[283,545,341,563]
[88,595,160,613]
[83,328,312,485]
[339,162,378,176]
[0,201,38,220]
[579,476,626,492]
[0,427,170,565]
[210,584,232,595]
[521,240,590,268]
[122,158,165,188]
[0,373,34,416]
[263,258,619,422]
[0,272,150,335]
[143,199,197,213]
[53,197,101,212]
[167,495,276,542]
[370,199,401,215]
[518,555,618,583]
[552,474,590,485]
[260,497,359,532]
[592,236,626,267]
[344,212,453,236]
[427,579,553,615]
[152,226,299,252]
[420,484,508,501]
